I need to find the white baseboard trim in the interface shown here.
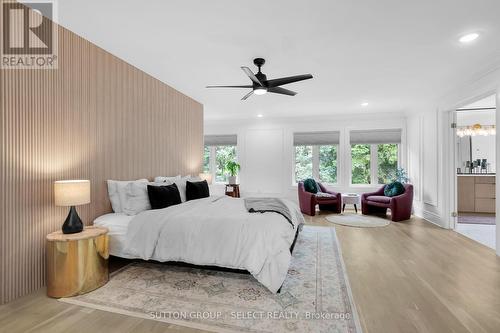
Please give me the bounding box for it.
[421,210,444,228]
[412,200,445,228]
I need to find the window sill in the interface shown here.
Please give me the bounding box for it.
[290,182,340,190]
[350,184,385,188]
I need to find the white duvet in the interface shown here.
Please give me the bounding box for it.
[124,196,303,293]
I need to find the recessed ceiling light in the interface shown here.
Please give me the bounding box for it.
[459,33,479,43]
[257,114,263,118]
[361,102,369,107]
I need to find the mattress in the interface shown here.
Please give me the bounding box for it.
[93,213,135,258]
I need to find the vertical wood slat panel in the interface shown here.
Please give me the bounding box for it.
[0,4,203,304]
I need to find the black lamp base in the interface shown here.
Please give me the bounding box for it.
[62,206,84,234]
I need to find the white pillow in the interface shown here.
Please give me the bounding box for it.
[106,179,148,213]
[173,175,200,202]
[122,182,152,215]
[154,175,181,184]
[106,180,121,213]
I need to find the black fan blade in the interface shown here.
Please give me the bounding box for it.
[241,67,263,86]
[241,90,254,100]
[268,87,297,96]
[206,85,253,88]
[265,74,313,87]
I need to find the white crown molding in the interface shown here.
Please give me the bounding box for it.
[438,58,500,111]
[204,111,407,126]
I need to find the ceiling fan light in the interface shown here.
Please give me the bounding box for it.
[459,33,479,43]
[254,87,267,95]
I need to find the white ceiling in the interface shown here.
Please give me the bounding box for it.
[52,0,500,119]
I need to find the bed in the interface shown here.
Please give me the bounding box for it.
[94,195,303,293]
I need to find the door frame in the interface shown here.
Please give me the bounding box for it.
[448,110,458,230]
[447,92,497,234]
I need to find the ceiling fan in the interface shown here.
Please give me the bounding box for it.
[206,58,313,100]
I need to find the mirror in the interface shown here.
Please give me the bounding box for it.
[456,109,496,174]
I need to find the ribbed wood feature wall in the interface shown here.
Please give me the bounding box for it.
[0,6,203,304]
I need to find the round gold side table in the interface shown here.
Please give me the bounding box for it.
[46,226,109,298]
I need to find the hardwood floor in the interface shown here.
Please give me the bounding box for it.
[309,212,500,333]
[1,211,499,333]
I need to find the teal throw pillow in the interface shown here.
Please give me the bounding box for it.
[384,181,405,197]
[303,178,319,194]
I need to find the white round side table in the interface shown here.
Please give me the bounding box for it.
[342,194,361,213]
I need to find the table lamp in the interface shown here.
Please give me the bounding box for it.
[199,172,213,185]
[54,180,90,234]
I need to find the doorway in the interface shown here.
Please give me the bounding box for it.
[454,94,496,249]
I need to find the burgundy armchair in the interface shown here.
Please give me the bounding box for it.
[361,184,413,222]
[298,182,342,216]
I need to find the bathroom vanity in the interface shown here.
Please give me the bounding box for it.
[457,174,496,213]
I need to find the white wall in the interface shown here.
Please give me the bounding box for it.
[205,113,407,202]
[406,109,443,225]
[457,109,496,126]
[205,65,500,257]
[244,128,284,195]
[405,65,500,255]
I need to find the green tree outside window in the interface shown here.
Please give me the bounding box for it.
[377,144,398,184]
[351,144,371,184]
[295,145,312,182]
[215,146,236,182]
[319,145,337,183]
[203,146,210,173]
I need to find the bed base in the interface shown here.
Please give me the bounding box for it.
[111,226,301,294]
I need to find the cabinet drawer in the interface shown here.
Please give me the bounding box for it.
[475,183,496,199]
[475,176,495,184]
[458,177,475,212]
[475,198,495,213]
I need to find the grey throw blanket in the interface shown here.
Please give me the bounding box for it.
[244,198,295,228]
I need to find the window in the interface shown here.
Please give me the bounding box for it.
[293,132,339,184]
[204,135,237,183]
[350,129,401,185]
[319,145,338,183]
[203,146,210,172]
[295,145,313,182]
[351,144,371,184]
[377,144,398,184]
[215,145,236,182]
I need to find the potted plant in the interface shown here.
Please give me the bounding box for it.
[394,167,410,183]
[225,161,240,184]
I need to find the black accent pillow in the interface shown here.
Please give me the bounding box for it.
[147,183,181,209]
[384,181,405,197]
[303,178,319,194]
[186,180,210,201]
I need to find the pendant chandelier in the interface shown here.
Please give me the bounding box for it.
[456,123,496,137]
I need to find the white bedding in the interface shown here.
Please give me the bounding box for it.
[123,196,303,293]
[94,213,135,258]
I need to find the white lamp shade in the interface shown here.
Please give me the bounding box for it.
[199,172,213,185]
[54,180,91,206]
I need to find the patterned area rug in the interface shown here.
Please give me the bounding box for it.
[60,226,361,333]
[326,213,390,227]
